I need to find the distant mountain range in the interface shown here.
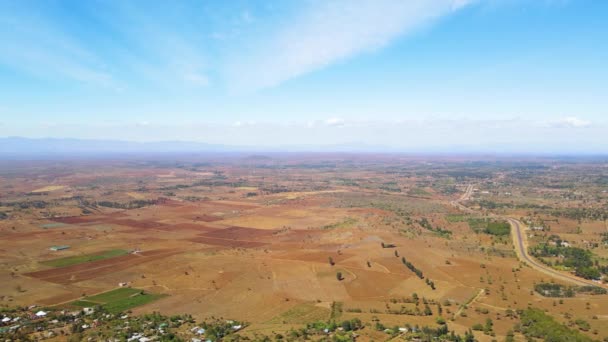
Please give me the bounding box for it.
[1,137,606,159]
[0,137,396,159]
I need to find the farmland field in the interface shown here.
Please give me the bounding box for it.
[41,249,129,267]
[70,288,166,313]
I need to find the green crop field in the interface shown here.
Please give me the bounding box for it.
[70,288,166,313]
[41,249,128,268]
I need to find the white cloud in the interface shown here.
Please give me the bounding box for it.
[325,118,346,127]
[229,0,472,90]
[546,117,592,128]
[183,72,210,86]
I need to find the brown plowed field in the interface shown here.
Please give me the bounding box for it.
[162,223,218,232]
[201,226,277,240]
[24,249,180,284]
[50,216,103,224]
[189,236,266,248]
[109,219,169,229]
[189,214,223,222]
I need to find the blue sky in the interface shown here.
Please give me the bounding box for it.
[0,0,607,151]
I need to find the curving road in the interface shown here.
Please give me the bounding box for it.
[452,184,608,289]
[508,218,608,288]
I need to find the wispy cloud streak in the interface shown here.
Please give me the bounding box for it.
[228,0,474,90]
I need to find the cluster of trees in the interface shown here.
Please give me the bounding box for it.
[534,282,576,297]
[467,218,510,236]
[425,278,436,290]
[471,318,494,336]
[199,318,246,341]
[402,257,424,279]
[517,308,593,342]
[530,243,602,280]
[305,318,363,333]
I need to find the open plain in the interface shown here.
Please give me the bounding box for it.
[1,155,608,341]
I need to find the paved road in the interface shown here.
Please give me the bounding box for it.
[452,184,607,288]
[508,218,608,288]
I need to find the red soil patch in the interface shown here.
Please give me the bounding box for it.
[24,249,180,285]
[189,236,266,248]
[109,219,168,229]
[162,223,218,232]
[191,214,223,222]
[201,226,277,240]
[273,251,353,264]
[203,201,259,210]
[188,226,275,248]
[50,216,103,224]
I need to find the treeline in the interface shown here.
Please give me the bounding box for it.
[0,200,48,209]
[475,200,552,210]
[534,282,607,297]
[94,199,158,210]
[402,256,423,278]
[418,217,452,238]
[550,207,608,221]
[159,179,250,190]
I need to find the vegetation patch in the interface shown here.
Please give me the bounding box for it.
[70,288,166,313]
[42,249,129,268]
[530,243,603,279]
[518,308,593,341]
[468,218,511,236]
[267,303,329,324]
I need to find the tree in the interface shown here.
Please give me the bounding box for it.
[464,329,475,342]
[505,330,515,342]
[424,304,433,316]
[341,320,352,331]
[336,272,343,281]
[328,256,335,266]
